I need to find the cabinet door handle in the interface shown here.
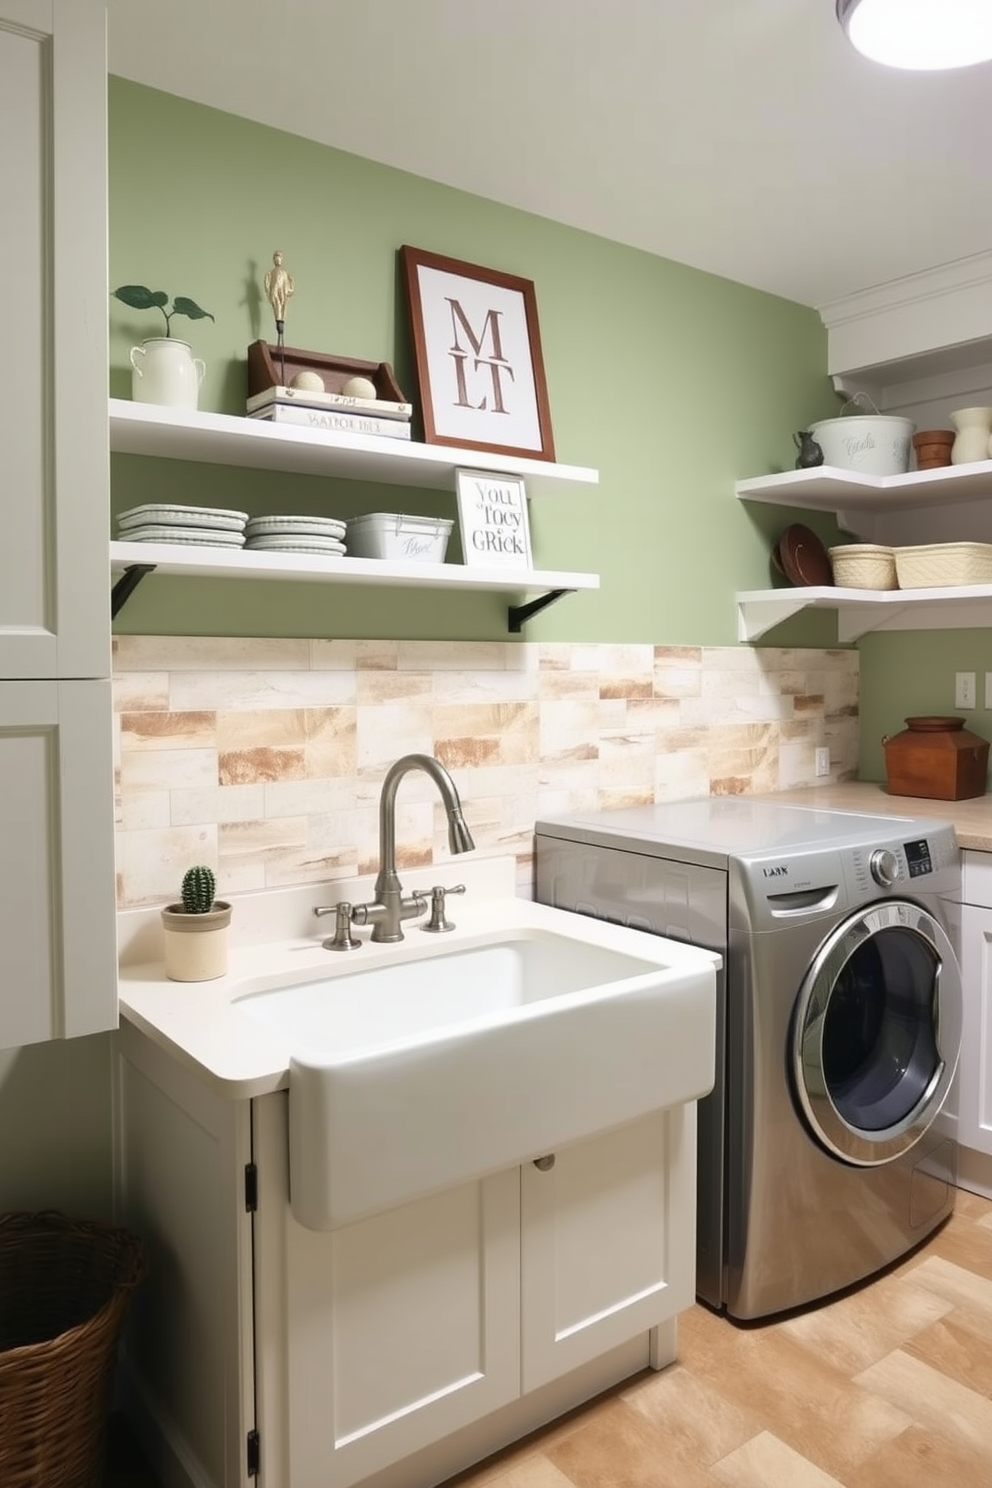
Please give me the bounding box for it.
[532,1154,556,1171]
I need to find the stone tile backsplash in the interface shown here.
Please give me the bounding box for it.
[113,637,859,907]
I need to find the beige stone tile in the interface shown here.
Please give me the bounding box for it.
[537,668,600,702]
[653,662,703,700]
[538,701,601,762]
[626,696,681,730]
[308,638,359,670]
[710,1430,847,1488]
[171,669,353,711]
[356,670,432,705]
[120,790,171,832]
[855,1346,992,1457]
[654,750,710,802]
[115,635,310,670]
[219,746,305,785]
[435,702,540,769]
[217,709,306,749]
[261,779,345,818]
[431,670,538,704]
[113,670,170,711]
[399,640,511,673]
[654,645,702,665]
[303,707,357,778]
[120,746,218,792]
[121,709,216,750]
[115,825,220,907]
[356,704,433,771]
[170,784,266,827]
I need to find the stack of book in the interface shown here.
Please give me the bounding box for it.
[246,384,413,441]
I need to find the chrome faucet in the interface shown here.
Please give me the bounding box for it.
[358,753,475,944]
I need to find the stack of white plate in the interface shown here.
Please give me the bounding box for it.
[243,515,347,556]
[116,504,249,546]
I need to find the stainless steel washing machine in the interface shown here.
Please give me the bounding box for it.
[535,797,962,1320]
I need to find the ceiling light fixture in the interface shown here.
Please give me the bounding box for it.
[836,0,992,70]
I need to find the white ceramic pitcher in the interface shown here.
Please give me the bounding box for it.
[949,406,992,465]
[130,337,205,410]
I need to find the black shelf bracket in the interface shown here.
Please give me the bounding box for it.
[111,563,157,619]
[507,588,574,633]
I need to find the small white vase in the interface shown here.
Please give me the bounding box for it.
[161,901,232,982]
[949,406,992,465]
[130,337,205,410]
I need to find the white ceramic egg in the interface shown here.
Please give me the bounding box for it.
[341,375,377,400]
[290,370,325,392]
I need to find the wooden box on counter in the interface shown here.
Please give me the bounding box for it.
[883,716,990,801]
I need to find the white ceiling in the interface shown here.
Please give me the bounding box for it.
[105,0,992,311]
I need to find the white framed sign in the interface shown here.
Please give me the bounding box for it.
[455,469,532,569]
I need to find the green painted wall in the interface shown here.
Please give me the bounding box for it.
[109,78,841,644]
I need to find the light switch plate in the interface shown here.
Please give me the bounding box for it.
[955,671,976,710]
[815,747,830,777]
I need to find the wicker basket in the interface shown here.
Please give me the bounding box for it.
[894,542,992,589]
[0,1211,146,1488]
[827,543,897,590]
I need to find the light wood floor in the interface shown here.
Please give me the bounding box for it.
[444,1188,992,1488]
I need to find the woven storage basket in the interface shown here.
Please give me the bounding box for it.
[827,544,897,590]
[0,1211,146,1488]
[895,542,992,589]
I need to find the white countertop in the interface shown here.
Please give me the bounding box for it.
[767,782,992,852]
[117,854,721,1099]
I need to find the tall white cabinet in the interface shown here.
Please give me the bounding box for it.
[0,0,116,1047]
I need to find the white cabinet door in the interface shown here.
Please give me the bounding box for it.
[266,1160,520,1488]
[959,903,992,1156]
[0,0,109,681]
[520,1106,696,1392]
[0,680,117,1046]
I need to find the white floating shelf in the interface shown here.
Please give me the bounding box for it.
[110,542,600,632]
[109,399,599,496]
[736,461,992,516]
[738,583,992,643]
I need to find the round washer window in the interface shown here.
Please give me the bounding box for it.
[793,901,961,1166]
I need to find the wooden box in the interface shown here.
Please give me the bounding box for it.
[246,341,408,404]
[883,716,989,801]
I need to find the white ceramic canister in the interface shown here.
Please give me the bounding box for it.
[949,406,992,465]
[130,337,206,410]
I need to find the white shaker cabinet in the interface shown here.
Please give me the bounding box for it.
[0,0,111,682]
[959,902,992,1156]
[0,0,117,1048]
[116,1024,698,1488]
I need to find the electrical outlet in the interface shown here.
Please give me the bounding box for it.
[955,671,977,709]
[815,747,830,777]
[985,671,992,710]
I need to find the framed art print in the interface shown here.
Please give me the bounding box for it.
[400,246,556,461]
[455,469,532,569]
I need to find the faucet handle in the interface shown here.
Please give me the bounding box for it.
[412,883,466,934]
[314,900,363,952]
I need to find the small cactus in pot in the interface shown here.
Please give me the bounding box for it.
[162,865,232,981]
[181,864,217,914]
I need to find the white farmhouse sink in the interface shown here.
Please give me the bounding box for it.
[234,918,718,1231]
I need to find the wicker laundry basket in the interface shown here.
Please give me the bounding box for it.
[0,1211,146,1488]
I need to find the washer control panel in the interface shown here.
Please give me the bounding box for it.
[903,836,935,879]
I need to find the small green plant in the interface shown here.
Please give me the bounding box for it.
[180,865,217,915]
[111,284,215,337]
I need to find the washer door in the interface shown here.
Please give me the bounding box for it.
[792,900,962,1167]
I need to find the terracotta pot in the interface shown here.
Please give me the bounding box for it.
[160,900,232,981]
[912,429,954,470]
